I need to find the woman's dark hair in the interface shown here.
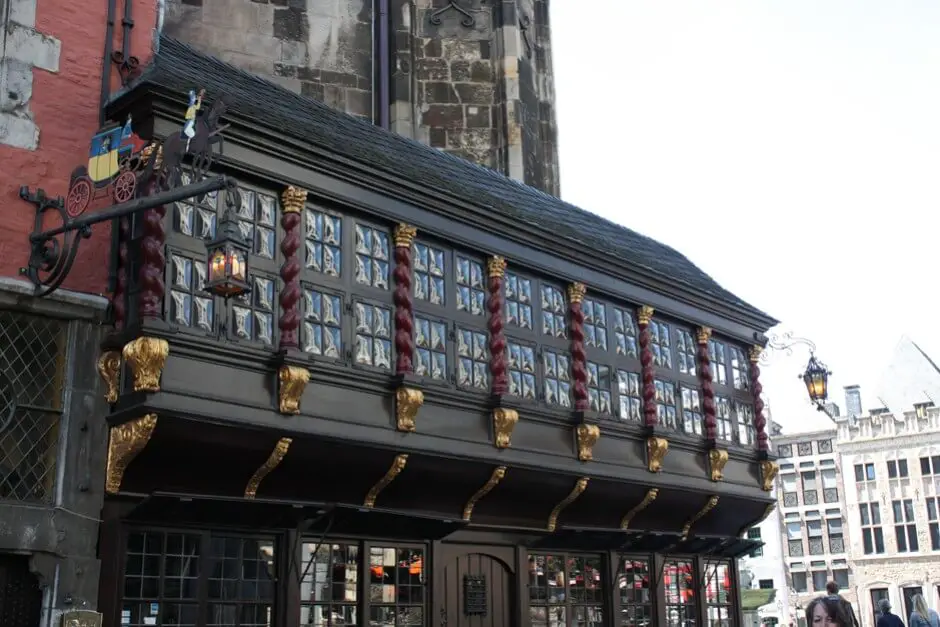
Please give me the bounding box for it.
[806,596,853,627]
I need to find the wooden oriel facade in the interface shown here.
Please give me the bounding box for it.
[94,37,781,627]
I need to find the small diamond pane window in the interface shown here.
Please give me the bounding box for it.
[174,170,218,239]
[303,289,342,358]
[541,285,566,339]
[508,341,536,399]
[169,253,214,332]
[612,307,637,357]
[617,370,642,421]
[736,403,756,446]
[457,329,488,390]
[456,256,485,315]
[354,224,390,289]
[305,209,342,277]
[233,276,275,344]
[709,340,728,386]
[543,350,571,407]
[681,386,703,435]
[414,242,446,306]
[354,303,392,369]
[730,347,750,390]
[715,396,734,442]
[235,189,277,259]
[587,361,611,414]
[654,379,677,429]
[649,321,672,368]
[505,273,532,330]
[583,299,607,350]
[415,316,447,380]
[675,330,696,376]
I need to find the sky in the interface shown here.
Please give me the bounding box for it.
[551,1,940,434]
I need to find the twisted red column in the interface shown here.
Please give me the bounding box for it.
[138,181,166,320]
[568,283,588,411]
[487,257,508,396]
[112,217,130,330]
[697,327,717,441]
[638,306,657,427]
[749,346,769,452]
[278,187,306,351]
[393,224,417,374]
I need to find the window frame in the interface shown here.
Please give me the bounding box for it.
[165,247,216,338]
[349,295,396,375]
[860,502,886,555]
[892,498,919,553]
[647,317,704,441]
[614,554,655,627]
[580,296,644,423]
[708,338,756,449]
[299,281,346,363]
[527,551,607,626]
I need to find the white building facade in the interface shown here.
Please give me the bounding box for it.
[739,485,790,627]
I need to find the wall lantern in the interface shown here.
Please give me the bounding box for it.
[204,203,250,299]
[761,332,835,420]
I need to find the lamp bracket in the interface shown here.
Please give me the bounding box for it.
[759,331,818,365]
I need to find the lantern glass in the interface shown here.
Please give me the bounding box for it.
[802,355,829,403]
[204,204,251,299]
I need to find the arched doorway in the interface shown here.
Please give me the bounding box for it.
[436,545,515,627]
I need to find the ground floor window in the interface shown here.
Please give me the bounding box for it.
[617,557,653,627]
[703,562,733,627]
[870,588,889,627]
[664,559,696,627]
[528,553,605,626]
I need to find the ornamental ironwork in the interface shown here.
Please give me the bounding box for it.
[824,488,839,503]
[803,490,819,506]
[788,540,804,557]
[818,439,833,453]
[777,444,793,458]
[797,442,813,456]
[783,492,798,507]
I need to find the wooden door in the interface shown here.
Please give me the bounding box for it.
[437,545,515,627]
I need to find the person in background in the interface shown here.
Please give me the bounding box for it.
[877,598,905,627]
[807,596,855,627]
[909,594,939,627]
[826,581,861,627]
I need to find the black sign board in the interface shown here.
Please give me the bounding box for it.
[463,574,487,616]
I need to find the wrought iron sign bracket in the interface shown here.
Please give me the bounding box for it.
[429,1,475,27]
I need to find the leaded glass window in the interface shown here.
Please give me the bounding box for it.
[649,320,672,368]
[617,370,642,421]
[354,302,392,370]
[235,189,277,259]
[174,171,217,240]
[587,361,611,414]
[736,403,756,446]
[456,256,485,316]
[583,299,607,350]
[675,329,696,376]
[543,350,571,407]
[505,272,533,330]
[169,253,213,332]
[612,307,638,357]
[541,285,566,339]
[368,547,425,626]
[300,542,358,626]
[709,339,728,386]
[354,224,390,289]
[681,386,703,435]
[413,242,445,306]
[233,275,275,345]
[302,288,342,358]
[414,316,447,380]
[206,536,275,626]
[508,341,536,399]
[730,346,750,390]
[304,208,342,277]
[664,559,696,627]
[456,329,488,391]
[715,395,734,442]
[655,379,677,429]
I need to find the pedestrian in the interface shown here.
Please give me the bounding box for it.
[807,596,855,627]
[909,594,939,627]
[876,599,904,627]
[826,581,861,627]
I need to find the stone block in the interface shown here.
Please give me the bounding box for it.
[464,105,491,128]
[470,60,492,82]
[346,89,373,118]
[322,84,346,110]
[451,60,471,81]
[415,57,449,81]
[5,22,60,72]
[429,127,446,148]
[421,104,464,129]
[320,70,360,88]
[273,6,307,41]
[301,81,325,100]
[280,40,308,65]
[455,82,493,105]
[423,81,457,104]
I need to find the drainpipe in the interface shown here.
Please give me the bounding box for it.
[100,0,118,126]
[375,0,390,128]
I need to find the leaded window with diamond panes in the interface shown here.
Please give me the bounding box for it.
[675,329,696,376]
[414,242,445,306]
[543,350,571,407]
[508,341,536,400]
[587,361,612,414]
[304,207,341,277]
[649,320,672,368]
[456,256,485,316]
[232,275,276,345]
[583,299,607,350]
[415,316,447,381]
[612,307,638,358]
[235,189,277,259]
[456,329,488,391]
[174,171,217,240]
[541,285,566,339]
[681,386,703,435]
[715,396,734,442]
[354,224,390,290]
[736,403,756,446]
[353,302,392,370]
[709,339,728,386]
[169,253,213,332]
[655,379,677,429]
[730,346,750,390]
[302,288,342,359]
[617,370,642,421]
[505,272,533,330]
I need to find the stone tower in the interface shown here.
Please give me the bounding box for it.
[162,0,559,197]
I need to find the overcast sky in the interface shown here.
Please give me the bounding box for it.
[552,1,940,433]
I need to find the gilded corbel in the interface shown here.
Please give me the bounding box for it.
[696,326,712,345]
[492,407,519,448]
[708,448,729,482]
[646,436,669,473]
[462,466,507,521]
[105,414,158,494]
[760,459,779,491]
[61,609,103,627]
[364,454,409,508]
[637,305,655,326]
[122,336,169,392]
[547,477,590,532]
[245,437,292,498]
[576,423,600,461]
[96,351,122,404]
[394,223,418,247]
[620,488,659,530]
[395,387,424,432]
[278,365,310,415]
[281,185,307,213]
[681,495,719,540]
[567,282,586,304]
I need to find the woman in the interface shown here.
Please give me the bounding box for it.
[806,596,854,627]
[909,594,939,627]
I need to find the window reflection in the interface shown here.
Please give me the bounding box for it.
[528,554,604,627]
[704,562,733,627]
[618,557,652,627]
[300,542,358,626]
[664,559,696,627]
[368,546,425,626]
[206,536,275,627]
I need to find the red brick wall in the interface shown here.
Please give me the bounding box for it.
[0,0,157,296]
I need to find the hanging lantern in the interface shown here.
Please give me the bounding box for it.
[802,354,831,404]
[204,205,250,299]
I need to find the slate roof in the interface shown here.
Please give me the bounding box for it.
[121,35,775,324]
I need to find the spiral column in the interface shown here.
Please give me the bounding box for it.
[392,224,423,432]
[487,256,508,396]
[278,186,306,351]
[748,346,770,453]
[696,327,717,442]
[568,283,588,412]
[637,305,668,473]
[137,180,166,321]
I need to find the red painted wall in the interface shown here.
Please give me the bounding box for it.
[0,0,157,296]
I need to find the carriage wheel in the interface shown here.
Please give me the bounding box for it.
[66,178,92,218]
[113,171,137,204]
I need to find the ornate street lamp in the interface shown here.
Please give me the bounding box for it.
[204,196,250,299]
[761,332,835,419]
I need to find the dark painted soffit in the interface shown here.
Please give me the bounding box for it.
[109,36,778,328]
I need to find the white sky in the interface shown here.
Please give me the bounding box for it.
[551,1,940,433]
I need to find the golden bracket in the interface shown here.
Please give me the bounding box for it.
[96,351,122,404]
[681,495,719,540]
[737,501,777,537]
[708,448,729,482]
[122,336,169,392]
[760,460,779,491]
[364,454,409,508]
[646,436,669,473]
[105,414,158,494]
[493,407,519,448]
[462,466,507,521]
[637,305,654,326]
[395,387,424,432]
[547,477,589,532]
[244,437,293,499]
[576,423,600,461]
[620,488,659,530]
[278,365,310,415]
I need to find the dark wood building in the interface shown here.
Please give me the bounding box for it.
[95,36,781,627]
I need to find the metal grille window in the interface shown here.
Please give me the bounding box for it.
[540,285,566,339]
[612,307,637,358]
[822,469,839,503]
[368,546,425,626]
[354,224,390,290]
[353,302,392,370]
[617,557,652,627]
[232,275,276,345]
[817,439,833,454]
[827,518,844,553]
[413,242,445,306]
[302,288,342,359]
[542,350,571,408]
[860,502,885,555]
[616,370,642,421]
[455,256,485,316]
[777,444,793,458]
[703,562,733,627]
[301,542,358,626]
[655,380,678,429]
[0,311,65,503]
[586,361,612,414]
[507,341,536,400]
[664,559,696,627]
[675,329,696,376]
[304,207,342,277]
[122,530,201,627]
[504,272,533,330]
[582,298,607,350]
[414,316,447,381]
[797,442,813,456]
[235,189,277,259]
[648,320,672,368]
[708,340,728,385]
[893,499,919,552]
[808,521,824,555]
[455,328,488,391]
[787,522,804,557]
[206,536,275,626]
[528,553,604,627]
